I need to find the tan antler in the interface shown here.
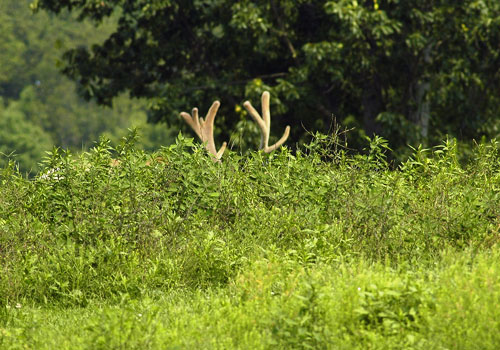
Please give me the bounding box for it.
[243,91,290,153]
[180,100,227,160]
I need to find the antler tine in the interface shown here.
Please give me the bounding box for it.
[180,100,227,161]
[243,91,290,153]
[180,107,203,140]
[199,100,227,160]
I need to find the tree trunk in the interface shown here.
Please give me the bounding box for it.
[410,81,430,139]
[362,75,383,137]
[410,44,432,140]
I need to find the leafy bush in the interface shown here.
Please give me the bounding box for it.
[1,131,499,348]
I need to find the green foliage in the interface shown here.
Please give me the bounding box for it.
[0,97,53,174]
[1,133,500,348]
[0,0,177,172]
[2,251,500,349]
[31,0,500,155]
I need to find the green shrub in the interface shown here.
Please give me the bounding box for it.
[1,132,499,348]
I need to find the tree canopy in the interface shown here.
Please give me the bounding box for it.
[31,0,500,155]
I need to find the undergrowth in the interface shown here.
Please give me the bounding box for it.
[1,131,499,349]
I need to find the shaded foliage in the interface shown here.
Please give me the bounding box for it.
[0,0,176,173]
[31,0,500,156]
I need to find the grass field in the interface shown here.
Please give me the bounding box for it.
[1,133,500,349]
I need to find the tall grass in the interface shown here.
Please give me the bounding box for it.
[1,131,499,348]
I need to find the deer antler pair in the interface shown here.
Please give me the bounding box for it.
[180,91,290,160]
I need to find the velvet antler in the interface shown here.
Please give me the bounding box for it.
[180,100,227,160]
[243,91,290,153]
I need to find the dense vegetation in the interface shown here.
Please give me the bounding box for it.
[2,1,500,348]
[0,0,175,174]
[31,0,500,155]
[1,133,499,349]
[3,1,500,172]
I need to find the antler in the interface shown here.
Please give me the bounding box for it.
[243,91,290,153]
[180,100,227,160]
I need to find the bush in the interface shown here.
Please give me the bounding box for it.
[1,132,500,306]
[1,132,499,348]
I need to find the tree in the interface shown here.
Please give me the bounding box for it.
[31,0,500,155]
[0,0,176,160]
[0,96,53,174]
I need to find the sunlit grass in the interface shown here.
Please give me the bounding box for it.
[1,132,499,348]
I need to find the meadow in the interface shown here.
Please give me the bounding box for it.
[1,132,500,349]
